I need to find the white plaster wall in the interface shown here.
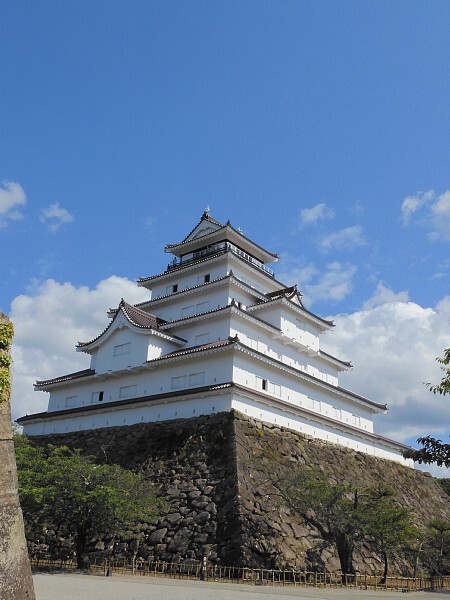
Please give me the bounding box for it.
[230,396,412,467]
[228,314,341,387]
[169,319,230,348]
[233,354,374,433]
[151,287,230,322]
[94,327,150,373]
[281,312,320,352]
[24,394,233,436]
[227,254,279,294]
[47,351,234,414]
[150,263,228,299]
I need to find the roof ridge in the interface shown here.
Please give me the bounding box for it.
[179,211,225,244]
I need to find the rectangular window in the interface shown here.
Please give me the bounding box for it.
[65,396,77,408]
[181,305,196,318]
[195,333,210,345]
[268,382,281,396]
[256,377,267,391]
[113,342,131,356]
[196,301,210,313]
[91,391,104,403]
[166,284,178,294]
[171,375,187,390]
[119,385,137,399]
[189,372,205,387]
[197,274,210,285]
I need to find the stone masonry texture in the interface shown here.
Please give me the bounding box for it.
[28,411,450,574]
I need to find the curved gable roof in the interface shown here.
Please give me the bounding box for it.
[77,299,184,352]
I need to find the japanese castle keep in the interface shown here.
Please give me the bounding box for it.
[18,210,412,466]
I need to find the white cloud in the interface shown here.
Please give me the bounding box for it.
[0,180,26,225]
[401,190,434,225]
[10,276,149,421]
[429,190,450,241]
[324,294,450,475]
[39,202,75,232]
[363,282,409,309]
[305,262,357,304]
[401,189,450,240]
[319,225,366,252]
[300,203,335,225]
[278,254,357,306]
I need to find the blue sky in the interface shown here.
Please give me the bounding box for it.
[1,1,449,474]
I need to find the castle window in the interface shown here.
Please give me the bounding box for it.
[91,391,104,403]
[182,304,195,318]
[256,376,267,391]
[171,375,187,390]
[189,372,205,387]
[196,301,210,313]
[119,384,137,399]
[195,333,210,345]
[166,284,178,294]
[114,342,131,356]
[197,274,210,285]
[65,396,77,408]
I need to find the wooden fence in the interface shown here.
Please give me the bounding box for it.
[30,558,450,592]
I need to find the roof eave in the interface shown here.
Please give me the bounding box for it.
[166,224,278,264]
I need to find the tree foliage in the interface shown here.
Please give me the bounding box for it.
[427,347,450,396]
[437,479,450,497]
[0,315,14,403]
[403,347,450,468]
[279,468,417,577]
[358,486,418,582]
[14,434,166,568]
[403,436,450,469]
[280,468,360,574]
[420,519,450,577]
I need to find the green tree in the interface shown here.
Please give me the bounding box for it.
[421,519,450,576]
[358,486,418,583]
[280,468,361,575]
[437,479,450,497]
[403,436,450,469]
[0,314,36,600]
[280,469,417,579]
[403,348,450,468]
[15,434,166,569]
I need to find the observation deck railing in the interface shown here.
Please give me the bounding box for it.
[167,242,274,277]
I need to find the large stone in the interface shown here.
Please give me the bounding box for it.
[148,528,167,545]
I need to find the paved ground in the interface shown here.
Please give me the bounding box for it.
[33,573,450,600]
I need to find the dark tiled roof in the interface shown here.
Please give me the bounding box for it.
[265,285,300,300]
[235,341,385,411]
[319,349,352,368]
[138,248,228,283]
[250,295,334,328]
[155,300,281,335]
[136,274,231,307]
[150,337,236,361]
[180,210,224,243]
[137,272,267,311]
[77,300,167,348]
[165,216,278,261]
[19,386,407,451]
[35,368,95,388]
[18,382,235,423]
[120,300,166,328]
